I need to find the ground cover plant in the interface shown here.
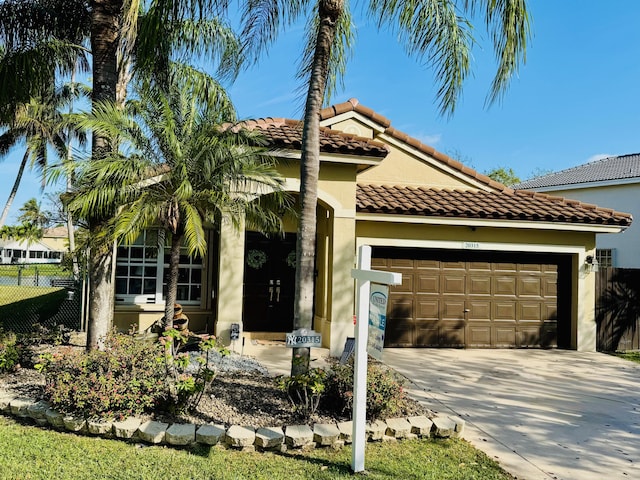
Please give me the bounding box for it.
[611,351,640,364]
[0,416,513,480]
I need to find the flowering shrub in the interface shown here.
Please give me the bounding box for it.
[37,331,166,419]
[323,358,406,421]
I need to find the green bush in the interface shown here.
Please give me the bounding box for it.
[0,329,20,372]
[323,359,406,421]
[37,331,166,419]
[277,363,327,419]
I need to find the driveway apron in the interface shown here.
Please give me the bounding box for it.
[383,349,640,480]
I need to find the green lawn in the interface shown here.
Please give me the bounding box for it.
[611,351,640,364]
[0,417,512,479]
[0,286,62,306]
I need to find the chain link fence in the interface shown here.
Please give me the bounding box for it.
[0,263,82,334]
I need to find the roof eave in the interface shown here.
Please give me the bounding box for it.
[355,212,629,233]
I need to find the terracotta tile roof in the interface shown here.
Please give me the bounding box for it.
[320,98,510,192]
[513,153,640,189]
[233,117,389,158]
[356,184,633,227]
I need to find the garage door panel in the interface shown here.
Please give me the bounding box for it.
[439,321,466,347]
[495,327,517,346]
[519,277,543,296]
[544,278,557,297]
[442,261,465,270]
[385,319,414,346]
[442,299,465,319]
[414,322,440,347]
[495,276,517,295]
[443,275,465,294]
[417,274,438,292]
[495,302,516,320]
[469,262,492,271]
[467,300,491,320]
[495,263,517,272]
[388,297,413,319]
[395,274,413,293]
[468,276,491,295]
[416,299,439,319]
[416,259,440,269]
[517,328,541,347]
[467,325,491,347]
[520,303,543,321]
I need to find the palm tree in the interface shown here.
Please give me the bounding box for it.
[17,198,50,228]
[67,68,289,329]
[240,0,530,375]
[0,94,70,229]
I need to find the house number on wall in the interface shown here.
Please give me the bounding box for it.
[462,241,480,249]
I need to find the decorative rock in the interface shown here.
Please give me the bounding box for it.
[449,415,466,437]
[88,418,114,436]
[313,423,340,446]
[45,408,65,429]
[166,423,196,446]
[138,420,169,444]
[113,417,142,439]
[331,439,345,450]
[10,397,36,418]
[0,394,16,413]
[405,432,419,440]
[27,400,50,425]
[407,416,434,437]
[255,427,284,449]
[63,415,87,433]
[385,417,411,439]
[432,416,457,438]
[382,434,398,442]
[337,421,353,443]
[225,425,256,448]
[365,420,387,441]
[285,424,314,448]
[196,424,226,445]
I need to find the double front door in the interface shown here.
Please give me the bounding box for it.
[242,232,297,332]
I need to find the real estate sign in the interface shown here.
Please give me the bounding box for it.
[367,283,388,361]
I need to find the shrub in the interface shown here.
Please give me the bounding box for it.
[277,362,327,419]
[323,358,406,421]
[161,329,229,414]
[37,331,166,419]
[0,329,20,372]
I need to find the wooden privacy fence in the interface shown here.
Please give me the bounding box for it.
[596,267,640,351]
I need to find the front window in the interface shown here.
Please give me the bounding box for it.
[115,230,203,305]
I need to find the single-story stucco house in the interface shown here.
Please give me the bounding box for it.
[113,99,632,356]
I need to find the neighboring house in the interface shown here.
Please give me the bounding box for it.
[113,99,632,355]
[0,239,64,264]
[513,154,640,268]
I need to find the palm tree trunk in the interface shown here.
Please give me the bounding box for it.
[86,0,123,351]
[86,231,115,350]
[66,67,80,280]
[164,231,183,330]
[291,0,343,377]
[0,151,29,229]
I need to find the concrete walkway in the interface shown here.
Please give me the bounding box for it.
[382,349,640,480]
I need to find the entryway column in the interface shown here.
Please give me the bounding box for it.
[328,214,357,357]
[215,217,245,344]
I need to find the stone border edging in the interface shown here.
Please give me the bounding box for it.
[0,392,465,452]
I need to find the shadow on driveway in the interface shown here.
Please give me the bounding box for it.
[383,349,640,480]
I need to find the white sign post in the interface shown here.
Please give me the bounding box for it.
[350,245,401,473]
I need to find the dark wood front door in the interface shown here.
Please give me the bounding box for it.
[242,232,297,332]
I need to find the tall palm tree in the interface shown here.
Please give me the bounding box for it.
[67,68,289,328]
[0,94,69,229]
[240,0,530,375]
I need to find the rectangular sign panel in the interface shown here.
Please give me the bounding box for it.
[367,283,389,361]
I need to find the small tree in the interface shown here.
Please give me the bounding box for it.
[67,67,289,327]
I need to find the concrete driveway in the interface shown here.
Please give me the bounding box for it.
[383,349,640,480]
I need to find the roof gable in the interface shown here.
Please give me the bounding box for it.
[320,98,509,192]
[514,153,640,190]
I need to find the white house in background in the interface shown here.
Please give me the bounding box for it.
[513,153,639,268]
[0,227,68,265]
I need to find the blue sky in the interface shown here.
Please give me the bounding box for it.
[2,1,639,224]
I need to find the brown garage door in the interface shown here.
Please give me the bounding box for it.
[372,248,567,348]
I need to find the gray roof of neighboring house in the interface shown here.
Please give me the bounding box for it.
[513,153,640,190]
